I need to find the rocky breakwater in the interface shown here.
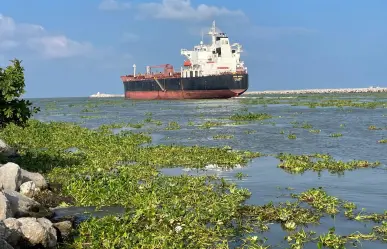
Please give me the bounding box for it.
[244,87,387,95]
[0,139,73,249]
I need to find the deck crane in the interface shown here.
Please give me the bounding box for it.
[146,64,174,76]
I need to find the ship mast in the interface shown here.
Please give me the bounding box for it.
[208,20,217,45]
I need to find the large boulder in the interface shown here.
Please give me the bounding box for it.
[53,221,72,241]
[3,190,52,218]
[0,192,12,220]
[18,217,57,248]
[0,163,22,191]
[37,218,57,248]
[20,169,48,190]
[2,218,23,246]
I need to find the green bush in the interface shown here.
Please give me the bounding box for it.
[0,59,39,128]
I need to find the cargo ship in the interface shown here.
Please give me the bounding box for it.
[120,21,248,100]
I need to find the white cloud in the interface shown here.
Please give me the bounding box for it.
[27,36,93,59]
[136,0,245,21]
[0,14,93,59]
[98,0,131,10]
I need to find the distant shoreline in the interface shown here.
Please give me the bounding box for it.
[89,87,387,98]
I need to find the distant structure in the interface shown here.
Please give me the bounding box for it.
[89,92,124,98]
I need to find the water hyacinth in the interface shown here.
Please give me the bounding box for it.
[276,153,381,174]
[1,91,387,248]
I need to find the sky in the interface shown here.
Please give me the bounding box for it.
[0,0,386,98]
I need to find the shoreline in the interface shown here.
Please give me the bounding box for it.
[89,87,387,98]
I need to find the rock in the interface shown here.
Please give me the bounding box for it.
[37,218,57,248]
[20,169,47,190]
[53,221,72,240]
[3,190,52,218]
[18,217,57,248]
[0,139,17,157]
[0,239,14,249]
[1,221,6,239]
[0,192,12,221]
[19,181,36,198]
[2,218,22,246]
[0,163,22,191]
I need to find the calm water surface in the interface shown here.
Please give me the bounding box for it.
[32,96,387,248]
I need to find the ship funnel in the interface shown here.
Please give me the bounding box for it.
[133,64,136,77]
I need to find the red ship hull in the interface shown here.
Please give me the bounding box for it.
[125,89,247,100]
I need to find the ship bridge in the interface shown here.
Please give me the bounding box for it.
[180,21,247,78]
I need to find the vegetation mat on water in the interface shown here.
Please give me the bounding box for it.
[276,153,381,174]
[238,96,387,109]
[229,112,273,121]
[1,120,387,248]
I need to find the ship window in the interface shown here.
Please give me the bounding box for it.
[190,71,193,77]
[216,37,220,41]
[216,47,221,57]
[232,49,235,53]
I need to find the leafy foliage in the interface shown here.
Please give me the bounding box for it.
[0,59,40,128]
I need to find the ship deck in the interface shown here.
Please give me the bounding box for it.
[121,71,246,82]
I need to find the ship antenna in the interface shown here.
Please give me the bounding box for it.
[210,20,217,45]
[200,31,204,45]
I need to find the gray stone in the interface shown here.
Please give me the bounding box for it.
[18,217,57,248]
[37,218,57,248]
[53,221,72,238]
[18,217,46,247]
[19,181,36,198]
[0,239,14,249]
[0,221,6,239]
[3,190,51,218]
[20,169,47,190]
[0,163,22,191]
[0,192,12,221]
[2,218,22,246]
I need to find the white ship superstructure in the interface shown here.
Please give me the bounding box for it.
[180,21,247,78]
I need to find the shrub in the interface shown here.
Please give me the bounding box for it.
[0,59,39,128]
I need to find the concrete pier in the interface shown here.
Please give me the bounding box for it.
[89,92,124,98]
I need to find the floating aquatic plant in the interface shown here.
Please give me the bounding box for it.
[229,112,272,121]
[165,121,181,130]
[200,121,224,129]
[368,125,382,130]
[213,134,234,140]
[276,153,381,174]
[288,133,297,139]
[329,133,343,137]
